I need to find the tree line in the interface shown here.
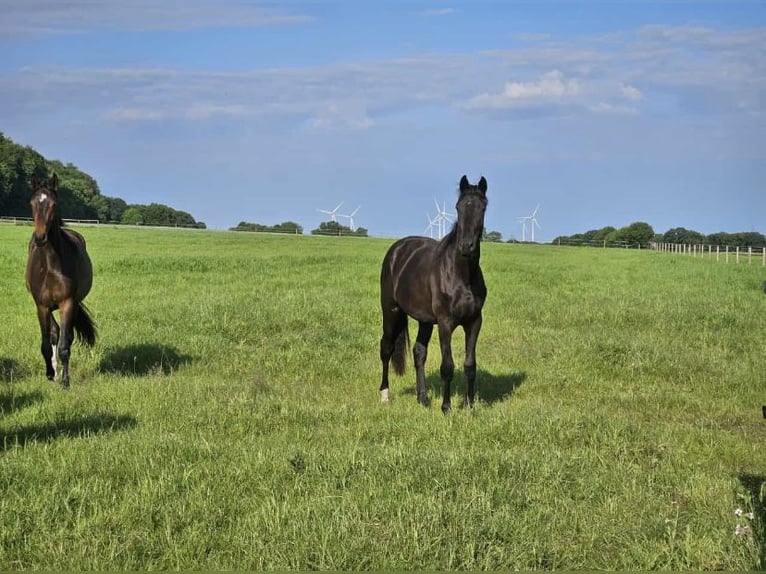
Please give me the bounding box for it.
[231,219,369,237]
[554,222,766,248]
[0,132,204,228]
[230,221,303,234]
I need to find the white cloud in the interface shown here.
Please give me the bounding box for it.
[1,24,764,130]
[417,8,456,17]
[621,83,643,101]
[105,107,168,121]
[309,103,376,130]
[588,102,639,116]
[183,104,251,120]
[504,70,582,100]
[0,0,311,37]
[464,70,584,113]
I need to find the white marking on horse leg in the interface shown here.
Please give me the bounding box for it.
[380,388,390,403]
[51,345,58,378]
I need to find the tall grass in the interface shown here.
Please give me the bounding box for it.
[0,224,764,569]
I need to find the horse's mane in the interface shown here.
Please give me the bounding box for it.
[436,221,458,255]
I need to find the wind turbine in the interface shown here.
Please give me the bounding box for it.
[434,198,455,240]
[424,213,438,238]
[338,206,361,231]
[517,216,530,242]
[317,201,343,222]
[529,205,541,243]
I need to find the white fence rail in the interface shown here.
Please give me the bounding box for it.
[652,242,766,266]
[0,216,100,226]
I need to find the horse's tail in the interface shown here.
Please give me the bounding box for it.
[392,316,409,376]
[74,302,97,347]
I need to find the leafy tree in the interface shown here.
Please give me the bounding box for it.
[483,229,503,242]
[121,207,144,225]
[736,232,766,248]
[611,221,655,246]
[117,203,198,227]
[272,221,303,234]
[1,132,203,227]
[311,220,367,237]
[662,227,706,245]
[231,221,303,234]
[583,226,616,243]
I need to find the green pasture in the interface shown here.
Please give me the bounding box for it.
[0,223,764,569]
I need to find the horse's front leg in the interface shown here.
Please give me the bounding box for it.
[36,304,56,380]
[413,322,433,407]
[437,321,455,414]
[463,313,483,408]
[57,299,76,389]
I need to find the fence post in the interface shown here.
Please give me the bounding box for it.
[716,245,720,262]
[725,246,729,263]
[748,246,752,265]
[736,246,740,264]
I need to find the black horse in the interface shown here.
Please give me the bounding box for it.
[25,174,96,388]
[379,175,488,412]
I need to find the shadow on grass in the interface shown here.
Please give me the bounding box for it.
[0,358,27,383]
[403,369,526,406]
[0,390,45,415]
[99,344,193,376]
[0,413,138,452]
[739,473,766,568]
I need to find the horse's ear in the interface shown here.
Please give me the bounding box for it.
[30,176,40,191]
[459,175,470,193]
[49,174,58,194]
[478,176,487,195]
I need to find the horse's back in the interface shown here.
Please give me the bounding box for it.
[381,235,436,284]
[381,236,439,322]
[62,228,88,251]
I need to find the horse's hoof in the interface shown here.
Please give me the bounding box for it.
[441,403,451,415]
[380,389,390,404]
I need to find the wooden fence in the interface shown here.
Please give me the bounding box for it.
[0,216,100,226]
[652,242,766,266]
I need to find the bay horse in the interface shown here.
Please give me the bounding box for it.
[25,174,96,388]
[379,175,488,413]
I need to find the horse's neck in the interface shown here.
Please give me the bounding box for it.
[48,220,68,252]
[440,231,481,279]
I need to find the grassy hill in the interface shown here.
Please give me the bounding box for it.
[1,223,764,569]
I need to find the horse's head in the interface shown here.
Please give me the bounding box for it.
[30,174,59,247]
[455,175,488,257]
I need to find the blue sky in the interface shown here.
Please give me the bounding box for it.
[1,1,764,239]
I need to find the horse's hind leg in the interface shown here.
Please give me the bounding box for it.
[379,307,405,404]
[36,305,56,380]
[56,299,76,388]
[413,322,433,407]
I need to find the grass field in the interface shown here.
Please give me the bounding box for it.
[0,223,764,569]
